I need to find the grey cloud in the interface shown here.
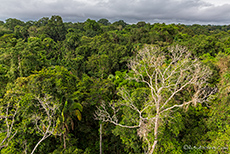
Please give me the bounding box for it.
[0,0,230,24]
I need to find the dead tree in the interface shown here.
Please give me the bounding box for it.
[0,101,19,150]
[31,95,62,154]
[95,45,217,154]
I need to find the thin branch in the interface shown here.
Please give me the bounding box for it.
[95,45,216,154]
[0,101,19,150]
[31,94,62,154]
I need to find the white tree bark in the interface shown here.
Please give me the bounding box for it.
[31,95,62,154]
[0,101,19,150]
[95,45,217,153]
[100,123,102,154]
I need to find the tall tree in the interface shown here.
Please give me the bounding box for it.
[98,19,111,26]
[31,94,62,154]
[45,16,67,42]
[0,93,19,150]
[84,19,102,37]
[96,45,216,153]
[4,18,24,31]
[35,17,49,27]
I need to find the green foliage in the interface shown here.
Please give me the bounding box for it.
[1,16,230,153]
[0,26,12,37]
[84,19,102,37]
[4,18,25,31]
[14,25,29,39]
[204,85,230,154]
[35,17,49,27]
[112,20,128,30]
[44,16,67,42]
[98,18,111,26]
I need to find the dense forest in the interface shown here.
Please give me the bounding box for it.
[0,15,229,154]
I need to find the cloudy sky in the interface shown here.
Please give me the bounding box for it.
[0,0,230,24]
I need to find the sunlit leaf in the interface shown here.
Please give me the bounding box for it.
[75,110,81,121]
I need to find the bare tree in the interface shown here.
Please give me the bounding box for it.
[0,101,19,150]
[95,45,217,153]
[31,94,62,154]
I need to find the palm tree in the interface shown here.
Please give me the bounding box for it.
[56,96,83,149]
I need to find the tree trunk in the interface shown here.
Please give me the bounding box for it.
[149,114,159,154]
[31,134,49,154]
[63,133,66,149]
[100,123,102,154]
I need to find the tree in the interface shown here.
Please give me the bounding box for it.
[112,20,128,30]
[0,21,4,26]
[203,53,230,154]
[44,16,67,42]
[4,18,24,31]
[65,28,81,50]
[84,19,102,37]
[95,45,216,153]
[98,19,111,26]
[0,38,25,81]
[25,66,83,150]
[35,17,49,27]
[31,94,62,154]
[57,98,83,149]
[14,25,29,39]
[137,21,146,28]
[0,96,19,150]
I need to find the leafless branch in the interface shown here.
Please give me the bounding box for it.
[31,94,62,154]
[95,101,141,128]
[95,45,217,154]
[0,101,19,150]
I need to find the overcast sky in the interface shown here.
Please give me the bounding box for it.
[1,0,230,25]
